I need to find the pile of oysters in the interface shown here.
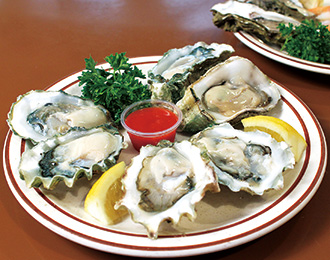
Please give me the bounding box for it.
[7,41,303,239]
[122,41,298,239]
[7,90,127,189]
[211,0,317,46]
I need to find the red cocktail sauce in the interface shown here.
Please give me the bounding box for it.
[124,106,179,150]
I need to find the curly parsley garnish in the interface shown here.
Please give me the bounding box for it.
[278,19,330,64]
[78,53,151,125]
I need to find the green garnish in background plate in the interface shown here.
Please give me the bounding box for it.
[78,53,151,125]
[278,19,330,64]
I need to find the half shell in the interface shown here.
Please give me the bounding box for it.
[19,124,126,189]
[148,42,234,103]
[117,140,219,239]
[7,90,111,143]
[190,123,295,195]
[177,56,281,133]
[236,0,316,21]
[211,0,306,45]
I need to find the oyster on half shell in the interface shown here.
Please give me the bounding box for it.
[117,140,219,239]
[7,90,111,143]
[19,124,126,189]
[236,0,316,21]
[211,0,305,46]
[177,56,281,133]
[190,123,295,195]
[148,42,234,103]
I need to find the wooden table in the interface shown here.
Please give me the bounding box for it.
[0,0,329,259]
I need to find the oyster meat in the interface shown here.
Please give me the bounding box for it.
[177,56,281,133]
[148,42,234,103]
[8,90,111,143]
[117,140,219,239]
[190,123,295,195]
[19,125,126,189]
[211,0,306,45]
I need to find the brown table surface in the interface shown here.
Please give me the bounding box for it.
[1,0,329,259]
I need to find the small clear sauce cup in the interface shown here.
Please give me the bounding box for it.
[121,99,182,151]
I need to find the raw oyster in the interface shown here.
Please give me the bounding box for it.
[7,90,111,143]
[190,123,295,195]
[211,0,304,45]
[177,56,280,133]
[19,125,126,189]
[148,42,234,103]
[117,140,219,239]
[236,0,316,21]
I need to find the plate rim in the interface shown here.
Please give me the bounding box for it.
[2,56,328,257]
[234,31,330,75]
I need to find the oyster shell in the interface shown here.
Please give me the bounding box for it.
[190,123,295,195]
[7,90,111,143]
[211,0,304,45]
[177,56,281,133]
[148,42,234,103]
[117,140,219,239]
[236,0,316,21]
[19,125,126,189]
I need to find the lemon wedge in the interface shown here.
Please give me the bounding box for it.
[84,161,128,225]
[241,115,307,162]
[299,0,322,9]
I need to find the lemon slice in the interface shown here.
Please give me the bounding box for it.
[84,161,128,225]
[299,0,322,9]
[241,115,307,162]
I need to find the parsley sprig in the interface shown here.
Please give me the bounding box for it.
[78,53,151,125]
[278,19,330,64]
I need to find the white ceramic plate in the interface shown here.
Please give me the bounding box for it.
[235,31,330,75]
[3,56,327,257]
